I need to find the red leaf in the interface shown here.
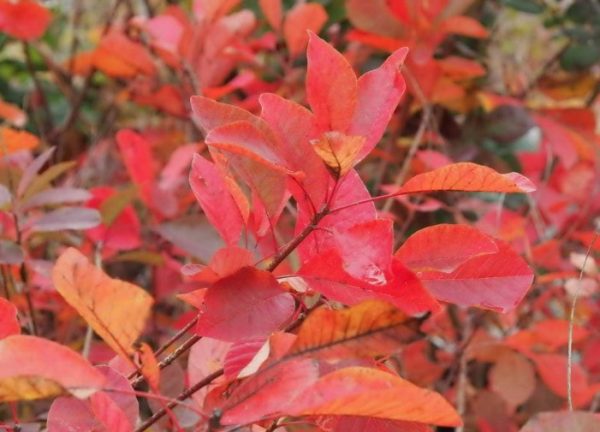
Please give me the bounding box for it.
[196,267,295,342]
[284,3,328,58]
[306,32,358,132]
[0,335,105,401]
[0,298,20,339]
[0,0,51,41]
[398,162,536,195]
[258,93,328,206]
[219,359,319,425]
[321,416,433,432]
[47,366,138,432]
[94,32,156,77]
[116,129,157,208]
[188,337,230,406]
[396,224,499,272]
[531,354,599,408]
[349,46,408,161]
[418,241,534,312]
[440,16,489,39]
[189,154,246,245]
[85,187,141,252]
[289,367,462,427]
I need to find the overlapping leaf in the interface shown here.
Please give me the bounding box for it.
[286,300,423,360]
[52,248,154,358]
[289,367,462,427]
[0,335,104,401]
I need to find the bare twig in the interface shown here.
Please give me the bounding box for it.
[567,232,598,411]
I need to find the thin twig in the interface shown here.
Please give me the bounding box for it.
[567,232,599,411]
[134,369,224,432]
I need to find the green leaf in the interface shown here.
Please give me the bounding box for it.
[21,161,76,201]
[99,185,138,226]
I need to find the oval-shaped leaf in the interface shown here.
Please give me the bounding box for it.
[52,248,154,358]
[397,162,536,195]
[418,241,534,312]
[287,300,422,360]
[196,267,295,342]
[0,335,104,401]
[289,367,462,427]
[30,207,101,232]
[396,224,498,272]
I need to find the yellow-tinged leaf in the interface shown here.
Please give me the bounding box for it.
[137,343,160,389]
[0,335,105,402]
[311,131,365,177]
[398,162,536,195]
[99,184,138,226]
[290,367,462,427]
[287,300,422,360]
[21,161,77,201]
[52,248,154,358]
[0,127,40,156]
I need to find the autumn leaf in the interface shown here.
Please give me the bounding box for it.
[396,224,499,272]
[0,335,105,401]
[284,3,328,58]
[417,241,534,313]
[259,0,282,31]
[47,366,139,432]
[306,31,358,132]
[52,248,154,358]
[0,298,20,339]
[397,162,536,195]
[312,131,365,177]
[520,411,600,432]
[196,266,295,342]
[289,367,462,427]
[0,127,40,155]
[189,154,246,245]
[0,0,51,41]
[0,98,26,126]
[219,359,320,425]
[286,300,423,360]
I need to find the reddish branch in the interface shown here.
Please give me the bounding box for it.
[133,205,330,431]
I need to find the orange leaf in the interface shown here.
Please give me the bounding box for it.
[290,367,462,427]
[284,3,328,58]
[259,0,282,31]
[0,98,26,126]
[440,16,489,39]
[52,248,154,359]
[398,162,536,195]
[311,131,365,177]
[137,343,160,389]
[0,127,40,155]
[0,335,105,401]
[287,300,422,360]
